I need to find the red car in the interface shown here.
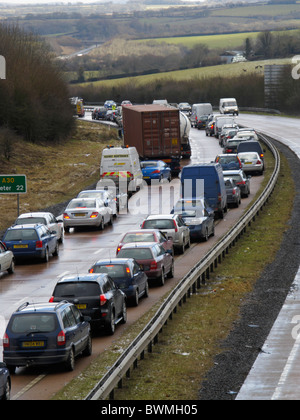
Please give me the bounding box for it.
[116,229,174,256]
[116,242,174,287]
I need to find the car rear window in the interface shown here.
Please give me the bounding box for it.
[123,233,155,243]
[54,281,100,298]
[118,248,153,260]
[15,217,47,225]
[143,219,174,229]
[93,264,130,278]
[4,229,39,241]
[10,313,57,333]
[67,200,96,209]
[219,156,238,163]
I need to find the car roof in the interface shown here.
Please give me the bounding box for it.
[17,212,53,218]
[56,273,109,284]
[15,301,69,314]
[123,229,161,234]
[120,242,157,249]
[93,258,135,265]
[7,223,43,230]
[145,214,176,220]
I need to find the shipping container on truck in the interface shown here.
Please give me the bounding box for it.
[122,104,181,175]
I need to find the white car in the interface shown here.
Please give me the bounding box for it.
[77,189,117,217]
[141,214,190,254]
[238,151,264,175]
[63,197,113,232]
[0,241,15,275]
[14,212,64,243]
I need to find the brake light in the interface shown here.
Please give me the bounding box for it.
[36,240,43,249]
[89,268,94,273]
[150,260,157,270]
[57,330,66,346]
[173,220,178,233]
[49,296,54,302]
[100,294,107,306]
[141,221,145,228]
[90,212,99,218]
[257,160,262,164]
[218,193,222,202]
[63,213,70,219]
[3,333,9,348]
[116,246,122,254]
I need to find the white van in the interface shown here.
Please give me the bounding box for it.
[100,146,143,194]
[190,103,213,127]
[219,98,239,116]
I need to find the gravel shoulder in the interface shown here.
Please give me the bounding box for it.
[198,139,300,400]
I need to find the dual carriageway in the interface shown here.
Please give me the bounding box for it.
[0,112,300,399]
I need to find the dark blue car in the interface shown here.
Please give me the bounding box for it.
[89,258,148,306]
[2,224,59,262]
[141,160,171,184]
[215,154,242,171]
[0,362,10,400]
[3,301,92,372]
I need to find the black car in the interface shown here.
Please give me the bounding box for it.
[0,362,10,400]
[196,115,209,129]
[89,258,149,306]
[3,301,92,372]
[223,170,251,198]
[50,273,127,335]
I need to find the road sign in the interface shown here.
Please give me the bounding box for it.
[0,175,27,194]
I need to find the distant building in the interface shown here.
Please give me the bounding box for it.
[220,51,247,64]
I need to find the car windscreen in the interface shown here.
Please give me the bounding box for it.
[118,248,153,260]
[123,233,155,243]
[54,281,100,298]
[141,162,157,168]
[10,313,57,333]
[143,219,174,229]
[15,217,47,225]
[92,264,130,278]
[3,229,39,241]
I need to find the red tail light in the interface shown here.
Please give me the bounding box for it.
[49,296,54,302]
[36,240,43,249]
[90,212,99,219]
[150,260,157,270]
[256,160,262,164]
[89,268,94,273]
[141,221,145,228]
[116,246,122,254]
[218,193,222,202]
[100,294,107,306]
[63,213,70,219]
[3,333,9,348]
[57,330,66,346]
[172,220,178,232]
[151,170,160,174]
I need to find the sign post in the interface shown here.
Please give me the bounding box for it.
[0,175,27,216]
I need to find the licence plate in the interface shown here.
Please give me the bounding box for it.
[143,176,150,179]
[14,244,28,249]
[74,213,86,217]
[22,341,44,348]
[76,304,87,310]
[245,162,252,165]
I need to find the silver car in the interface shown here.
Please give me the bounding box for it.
[141,214,190,254]
[238,152,264,175]
[0,241,15,275]
[63,197,113,232]
[77,189,117,217]
[14,212,64,243]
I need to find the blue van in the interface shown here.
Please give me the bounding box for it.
[180,163,227,218]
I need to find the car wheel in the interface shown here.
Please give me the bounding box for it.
[65,348,75,371]
[7,259,15,274]
[106,310,115,335]
[99,218,105,230]
[121,302,127,324]
[144,281,149,298]
[53,243,59,257]
[43,247,49,263]
[83,333,92,357]
[204,228,209,242]
[158,268,165,286]
[167,261,174,278]
[109,214,113,225]
[132,289,139,306]
[1,379,10,400]
[64,226,70,233]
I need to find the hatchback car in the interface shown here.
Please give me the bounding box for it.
[3,301,92,372]
[2,224,59,262]
[223,170,251,198]
[224,178,241,208]
[171,198,215,242]
[63,197,113,232]
[0,241,15,275]
[89,258,148,306]
[50,273,127,334]
[223,138,247,154]
[0,362,11,400]
[117,242,174,287]
[116,229,174,255]
[77,189,117,217]
[14,212,64,243]
[238,152,264,175]
[140,160,171,184]
[215,154,242,171]
[141,214,190,254]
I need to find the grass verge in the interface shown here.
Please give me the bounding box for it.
[53,144,295,400]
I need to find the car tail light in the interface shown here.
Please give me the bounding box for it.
[49,296,54,302]
[218,193,222,202]
[116,246,122,254]
[89,267,94,273]
[63,213,70,219]
[36,240,43,249]
[141,221,145,228]
[57,330,66,346]
[3,333,9,348]
[150,260,157,270]
[173,220,178,232]
[257,159,262,164]
[90,212,99,219]
[232,189,236,195]
[100,294,107,306]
